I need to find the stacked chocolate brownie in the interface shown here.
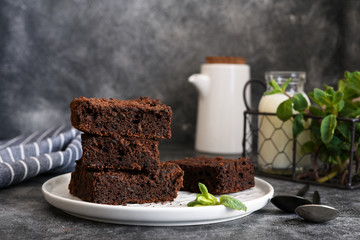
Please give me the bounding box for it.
[68,96,184,205]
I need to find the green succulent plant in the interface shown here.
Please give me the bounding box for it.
[266,71,360,184]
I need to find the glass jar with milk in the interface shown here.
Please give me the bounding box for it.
[258,71,311,174]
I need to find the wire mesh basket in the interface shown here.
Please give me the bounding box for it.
[242,110,360,189]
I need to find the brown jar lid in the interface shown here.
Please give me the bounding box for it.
[206,56,246,64]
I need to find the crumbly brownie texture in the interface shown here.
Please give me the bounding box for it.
[70,96,172,139]
[81,134,160,171]
[169,156,254,195]
[68,161,184,205]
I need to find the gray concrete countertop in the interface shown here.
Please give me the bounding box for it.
[0,145,359,240]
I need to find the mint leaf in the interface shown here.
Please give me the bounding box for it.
[197,195,216,205]
[219,195,247,211]
[292,93,308,111]
[320,114,337,144]
[187,183,247,211]
[187,200,202,207]
[276,99,293,121]
[198,182,210,199]
[209,193,218,203]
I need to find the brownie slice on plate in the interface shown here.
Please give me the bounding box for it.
[169,156,254,195]
[69,161,184,205]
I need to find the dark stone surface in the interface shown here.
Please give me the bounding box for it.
[0,145,359,240]
[0,0,359,144]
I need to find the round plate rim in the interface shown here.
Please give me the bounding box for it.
[42,173,274,226]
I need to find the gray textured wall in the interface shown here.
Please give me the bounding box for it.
[0,0,359,144]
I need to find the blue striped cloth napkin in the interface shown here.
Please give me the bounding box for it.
[0,125,82,189]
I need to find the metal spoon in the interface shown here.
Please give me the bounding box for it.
[295,191,340,223]
[271,184,312,213]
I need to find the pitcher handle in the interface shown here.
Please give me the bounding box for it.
[243,79,267,111]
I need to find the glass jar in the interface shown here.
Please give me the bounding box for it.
[257,71,311,174]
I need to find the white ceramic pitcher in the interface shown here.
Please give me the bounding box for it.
[189,57,250,154]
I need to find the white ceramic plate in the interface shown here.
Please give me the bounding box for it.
[42,173,274,226]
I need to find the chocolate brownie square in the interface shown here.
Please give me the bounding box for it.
[81,134,160,171]
[169,156,254,194]
[70,96,172,139]
[68,161,184,205]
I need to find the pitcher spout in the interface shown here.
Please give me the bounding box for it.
[188,74,211,98]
